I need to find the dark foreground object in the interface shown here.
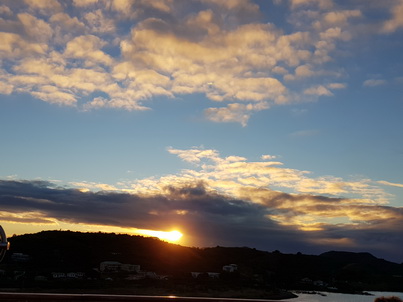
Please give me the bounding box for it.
[0,293,287,302]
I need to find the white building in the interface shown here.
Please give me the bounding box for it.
[223,264,238,272]
[67,272,85,279]
[52,272,66,278]
[11,253,30,262]
[100,261,140,272]
[100,261,122,272]
[207,272,220,279]
[121,264,140,272]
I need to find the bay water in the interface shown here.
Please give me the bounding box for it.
[282,291,403,302]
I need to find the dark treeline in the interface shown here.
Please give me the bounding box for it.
[1,230,403,295]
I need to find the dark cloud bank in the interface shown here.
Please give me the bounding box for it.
[0,179,402,263]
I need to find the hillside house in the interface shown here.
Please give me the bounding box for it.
[52,272,66,279]
[191,272,203,278]
[11,253,30,262]
[223,264,238,272]
[67,272,85,279]
[100,261,121,272]
[208,272,220,279]
[100,261,140,272]
[121,264,140,272]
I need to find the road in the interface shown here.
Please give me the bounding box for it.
[0,293,283,302]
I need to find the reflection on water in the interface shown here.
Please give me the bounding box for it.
[283,292,403,302]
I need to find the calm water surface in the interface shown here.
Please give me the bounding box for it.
[283,292,403,302]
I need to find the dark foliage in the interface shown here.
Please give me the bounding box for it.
[2,231,403,293]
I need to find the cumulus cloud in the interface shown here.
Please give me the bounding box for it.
[0,81,13,94]
[204,102,269,127]
[164,147,392,204]
[290,0,334,10]
[119,19,289,112]
[327,82,346,89]
[261,154,277,160]
[18,13,53,42]
[322,10,362,27]
[284,64,316,81]
[382,0,403,33]
[0,32,48,58]
[0,5,12,15]
[84,9,116,33]
[304,85,333,96]
[31,86,77,106]
[49,14,86,45]
[64,35,113,66]
[24,0,62,14]
[72,0,99,8]
[363,79,387,87]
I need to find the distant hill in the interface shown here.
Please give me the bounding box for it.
[320,251,378,261]
[3,230,403,293]
[320,251,400,274]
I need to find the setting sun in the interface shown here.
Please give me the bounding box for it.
[163,230,183,242]
[135,229,183,243]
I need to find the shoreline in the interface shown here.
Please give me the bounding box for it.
[0,288,297,301]
[0,291,297,301]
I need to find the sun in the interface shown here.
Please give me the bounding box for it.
[163,230,183,242]
[134,229,183,243]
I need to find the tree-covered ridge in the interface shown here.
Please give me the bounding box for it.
[2,230,403,294]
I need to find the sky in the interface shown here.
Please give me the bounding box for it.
[0,0,403,263]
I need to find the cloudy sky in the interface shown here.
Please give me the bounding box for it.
[1,0,403,263]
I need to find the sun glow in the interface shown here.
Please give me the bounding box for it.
[136,229,183,243]
[1,218,184,244]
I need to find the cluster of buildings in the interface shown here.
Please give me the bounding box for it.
[299,277,338,291]
[99,261,140,273]
[98,261,166,280]
[2,251,238,282]
[51,272,85,279]
[191,264,238,280]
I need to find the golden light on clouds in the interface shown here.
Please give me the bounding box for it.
[309,237,356,247]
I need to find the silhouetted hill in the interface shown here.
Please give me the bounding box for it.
[320,251,377,261]
[6,230,202,274]
[3,231,403,293]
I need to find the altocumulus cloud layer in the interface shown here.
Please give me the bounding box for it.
[1,147,402,262]
[1,0,402,125]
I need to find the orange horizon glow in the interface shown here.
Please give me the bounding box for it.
[0,220,184,244]
[135,229,183,243]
